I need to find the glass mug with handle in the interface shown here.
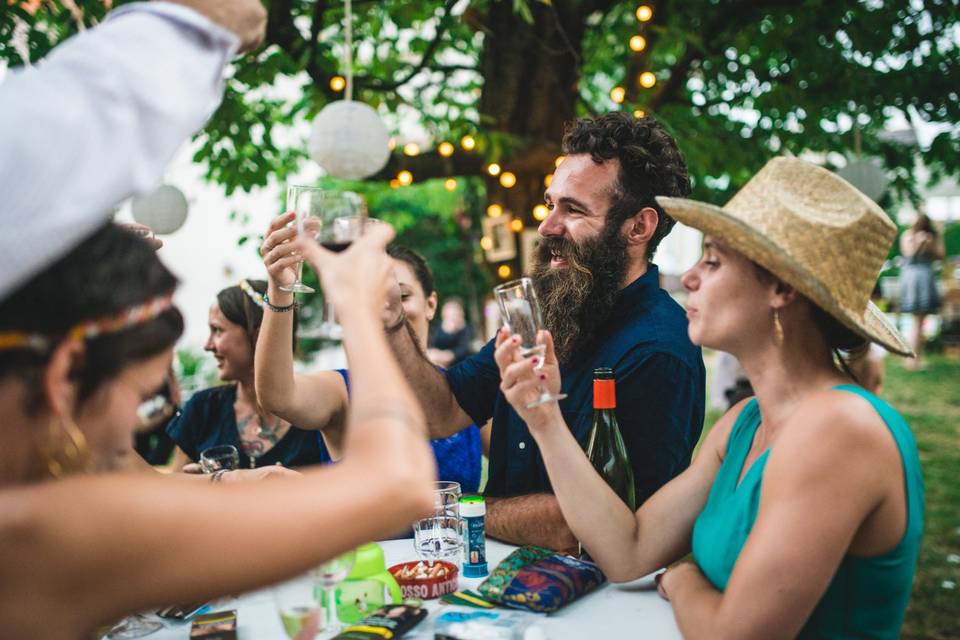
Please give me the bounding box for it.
[494,277,567,408]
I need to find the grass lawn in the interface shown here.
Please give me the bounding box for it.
[700,353,960,639]
[888,354,960,640]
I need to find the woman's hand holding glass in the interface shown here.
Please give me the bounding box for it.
[289,222,397,322]
[495,327,565,432]
[261,212,316,298]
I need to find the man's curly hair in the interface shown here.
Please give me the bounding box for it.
[561,113,691,261]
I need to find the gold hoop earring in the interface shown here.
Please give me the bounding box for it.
[45,414,90,478]
[773,309,785,347]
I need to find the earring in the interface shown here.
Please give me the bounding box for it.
[44,414,90,478]
[772,309,784,347]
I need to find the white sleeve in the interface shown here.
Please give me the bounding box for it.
[0,2,240,299]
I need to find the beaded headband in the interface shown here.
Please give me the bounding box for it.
[238,279,266,309]
[0,291,176,353]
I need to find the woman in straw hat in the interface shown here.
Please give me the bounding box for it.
[495,157,923,639]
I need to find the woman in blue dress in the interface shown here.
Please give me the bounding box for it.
[166,279,331,469]
[495,158,923,639]
[257,213,485,491]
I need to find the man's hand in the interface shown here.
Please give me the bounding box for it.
[162,0,267,53]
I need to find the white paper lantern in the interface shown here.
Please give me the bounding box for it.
[130,184,189,234]
[836,158,889,203]
[308,100,391,180]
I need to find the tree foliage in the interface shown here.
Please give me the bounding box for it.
[3,0,958,301]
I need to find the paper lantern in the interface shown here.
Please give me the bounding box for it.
[308,100,391,180]
[131,184,188,234]
[836,158,889,203]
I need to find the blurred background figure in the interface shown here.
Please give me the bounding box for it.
[428,298,475,368]
[166,280,331,470]
[899,212,945,370]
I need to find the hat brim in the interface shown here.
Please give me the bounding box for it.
[657,196,914,357]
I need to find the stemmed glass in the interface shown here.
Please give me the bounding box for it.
[273,573,322,639]
[494,277,567,408]
[280,184,324,294]
[312,192,368,340]
[199,444,240,473]
[315,549,357,636]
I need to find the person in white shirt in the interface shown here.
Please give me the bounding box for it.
[0,0,265,300]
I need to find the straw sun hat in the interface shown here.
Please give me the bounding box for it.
[657,157,913,356]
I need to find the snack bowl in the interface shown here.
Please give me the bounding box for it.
[388,561,459,600]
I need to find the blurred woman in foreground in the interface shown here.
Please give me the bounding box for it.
[0,223,435,638]
[497,158,923,639]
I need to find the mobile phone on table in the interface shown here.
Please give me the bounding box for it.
[189,610,237,639]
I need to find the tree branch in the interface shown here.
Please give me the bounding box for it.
[355,0,460,92]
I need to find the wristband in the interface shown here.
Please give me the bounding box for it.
[263,294,299,313]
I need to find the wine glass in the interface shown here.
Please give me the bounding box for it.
[494,277,567,408]
[103,614,163,639]
[199,444,240,473]
[273,573,323,639]
[280,184,324,294]
[315,549,357,635]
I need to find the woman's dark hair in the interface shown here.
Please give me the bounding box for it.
[0,223,183,414]
[216,279,298,352]
[561,112,692,260]
[387,245,435,296]
[910,213,937,237]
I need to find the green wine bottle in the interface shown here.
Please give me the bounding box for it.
[586,368,637,512]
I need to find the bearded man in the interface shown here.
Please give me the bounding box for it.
[387,113,705,551]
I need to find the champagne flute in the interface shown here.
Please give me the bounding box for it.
[315,549,357,635]
[279,184,324,294]
[494,277,567,408]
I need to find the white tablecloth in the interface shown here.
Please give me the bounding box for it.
[148,538,681,639]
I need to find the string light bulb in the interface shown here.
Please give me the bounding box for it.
[610,86,626,104]
[388,138,397,151]
[510,218,524,232]
[397,170,413,186]
[634,109,646,118]
[636,5,653,22]
[554,156,565,168]
[497,265,512,279]
[487,163,502,176]
[533,204,549,221]
[389,179,400,189]
[444,178,457,191]
[499,171,517,188]
[480,236,493,251]
[403,142,420,156]
[461,135,476,151]
[544,174,553,187]
[630,35,647,52]
[330,75,346,92]
[438,142,454,157]
[487,203,504,218]
[639,72,657,88]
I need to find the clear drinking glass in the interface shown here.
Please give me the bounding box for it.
[280,184,324,294]
[494,277,567,408]
[199,444,240,473]
[433,481,461,518]
[413,515,463,566]
[315,549,357,635]
[103,614,163,639]
[311,192,369,340]
[273,574,323,639]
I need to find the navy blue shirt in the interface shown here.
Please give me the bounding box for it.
[166,385,331,468]
[446,265,705,502]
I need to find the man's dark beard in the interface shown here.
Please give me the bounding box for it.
[531,223,630,363]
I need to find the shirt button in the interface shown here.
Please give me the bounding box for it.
[518,441,526,450]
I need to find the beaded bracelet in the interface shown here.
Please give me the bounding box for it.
[263,294,299,313]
